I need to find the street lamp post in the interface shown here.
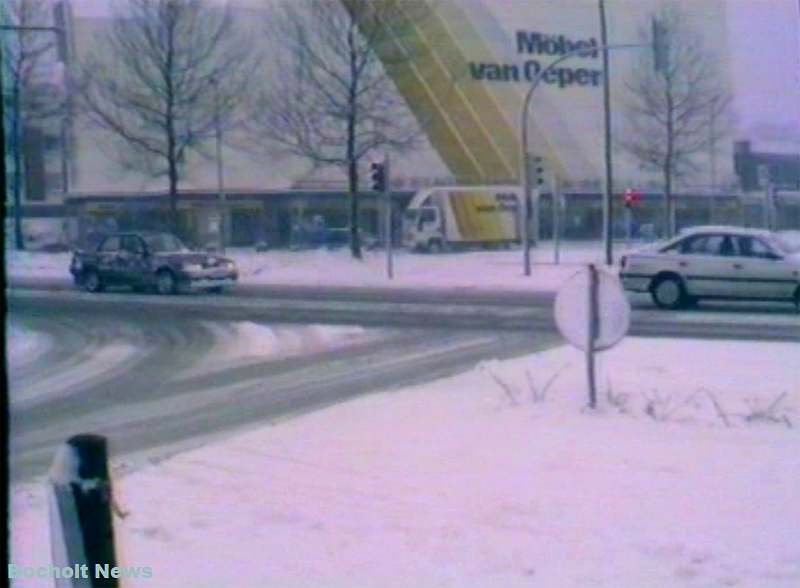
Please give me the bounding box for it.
[519,42,646,277]
[598,0,614,266]
[1,23,67,250]
[210,76,227,252]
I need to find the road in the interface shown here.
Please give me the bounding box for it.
[8,304,560,481]
[8,282,800,341]
[7,281,798,481]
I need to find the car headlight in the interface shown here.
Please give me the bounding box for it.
[182,263,203,272]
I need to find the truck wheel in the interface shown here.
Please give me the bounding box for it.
[156,270,177,295]
[83,270,103,293]
[650,275,686,310]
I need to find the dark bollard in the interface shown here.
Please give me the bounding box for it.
[48,434,118,587]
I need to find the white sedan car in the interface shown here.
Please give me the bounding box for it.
[620,226,800,310]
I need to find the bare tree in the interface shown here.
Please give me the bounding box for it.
[78,0,253,237]
[246,0,431,259]
[619,5,731,237]
[4,0,64,250]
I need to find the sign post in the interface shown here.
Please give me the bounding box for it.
[554,265,631,409]
[586,264,599,407]
[48,434,118,587]
[552,172,562,264]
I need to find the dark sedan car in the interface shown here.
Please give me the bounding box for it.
[70,232,238,294]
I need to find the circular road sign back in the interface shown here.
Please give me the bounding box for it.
[554,267,631,352]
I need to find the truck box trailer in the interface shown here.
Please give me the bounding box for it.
[401,186,522,252]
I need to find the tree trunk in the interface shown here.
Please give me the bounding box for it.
[348,157,361,259]
[168,155,179,238]
[664,91,675,238]
[346,23,362,260]
[12,86,25,250]
[664,165,673,239]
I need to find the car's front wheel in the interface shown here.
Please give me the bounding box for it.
[650,275,687,310]
[83,270,103,293]
[156,270,177,295]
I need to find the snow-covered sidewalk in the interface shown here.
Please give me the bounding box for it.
[11,338,800,587]
[5,242,618,293]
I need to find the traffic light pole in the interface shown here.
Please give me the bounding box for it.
[519,42,646,277]
[384,156,394,280]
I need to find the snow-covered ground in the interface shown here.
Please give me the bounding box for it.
[6,322,52,369]
[11,338,800,588]
[5,242,618,292]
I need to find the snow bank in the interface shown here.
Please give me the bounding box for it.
[231,244,606,291]
[5,242,613,292]
[177,322,372,379]
[11,338,800,587]
[5,251,73,280]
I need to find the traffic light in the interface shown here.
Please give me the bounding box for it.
[531,155,545,188]
[370,161,386,192]
[652,17,669,74]
[623,189,642,208]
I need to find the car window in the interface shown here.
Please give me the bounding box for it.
[679,234,732,256]
[142,233,188,253]
[98,236,120,252]
[680,235,710,255]
[716,236,735,257]
[737,236,775,259]
[121,235,145,254]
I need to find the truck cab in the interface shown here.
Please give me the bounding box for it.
[403,205,442,252]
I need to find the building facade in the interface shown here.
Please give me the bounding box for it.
[45,1,800,248]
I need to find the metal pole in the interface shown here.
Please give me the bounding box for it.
[625,206,633,248]
[552,174,561,264]
[519,42,646,277]
[2,24,67,249]
[384,156,393,280]
[212,78,226,252]
[586,264,599,409]
[520,145,531,277]
[599,0,614,266]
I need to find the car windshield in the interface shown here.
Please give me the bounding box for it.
[143,233,189,253]
[773,232,800,254]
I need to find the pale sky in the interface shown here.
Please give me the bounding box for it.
[725,0,800,146]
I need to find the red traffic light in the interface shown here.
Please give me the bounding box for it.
[623,189,642,207]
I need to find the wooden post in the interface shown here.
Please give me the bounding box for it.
[49,434,118,587]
